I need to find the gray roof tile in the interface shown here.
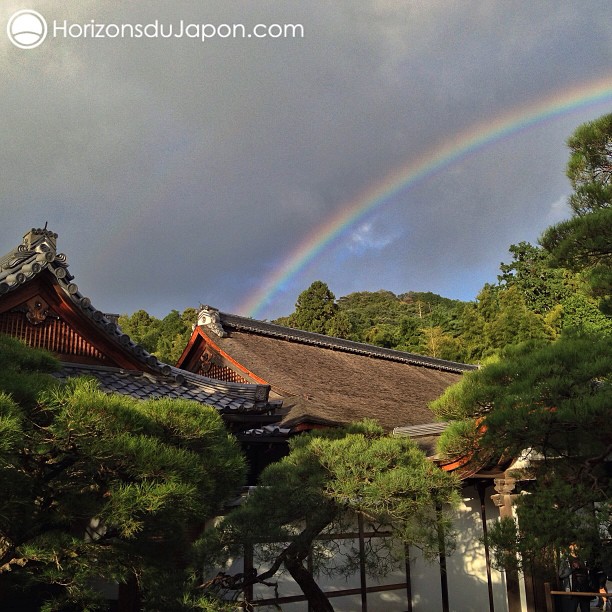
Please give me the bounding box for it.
[54,363,278,418]
[1,229,276,412]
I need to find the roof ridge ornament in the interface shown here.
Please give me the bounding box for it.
[0,227,168,377]
[197,304,227,337]
[23,226,58,253]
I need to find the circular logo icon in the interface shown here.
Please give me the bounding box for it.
[7,10,47,49]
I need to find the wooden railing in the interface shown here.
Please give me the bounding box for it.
[544,582,609,612]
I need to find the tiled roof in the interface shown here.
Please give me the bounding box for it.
[54,363,274,415]
[393,422,449,438]
[0,227,172,376]
[392,422,449,456]
[1,228,277,421]
[237,424,292,440]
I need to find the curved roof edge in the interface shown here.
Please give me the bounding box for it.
[0,228,272,403]
[0,227,178,377]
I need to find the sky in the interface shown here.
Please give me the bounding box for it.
[1,1,612,321]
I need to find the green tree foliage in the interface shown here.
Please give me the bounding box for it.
[419,325,464,361]
[117,309,162,353]
[287,280,339,334]
[0,334,59,407]
[324,310,352,339]
[483,286,555,348]
[457,285,556,362]
[566,113,612,214]
[497,242,575,314]
[0,335,245,611]
[541,113,612,313]
[274,265,605,364]
[498,241,612,335]
[118,307,196,365]
[207,420,459,610]
[560,293,612,334]
[277,286,471,360]
[364,322,400,348]
[430,115,612,576]
[431,333,611,573]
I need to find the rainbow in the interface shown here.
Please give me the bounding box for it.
[238,76,612,318]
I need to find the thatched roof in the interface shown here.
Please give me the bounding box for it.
[179,309,476,433]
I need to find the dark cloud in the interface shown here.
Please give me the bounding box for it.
[1,1,611,320]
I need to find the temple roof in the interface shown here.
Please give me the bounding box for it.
[178,308,477,432]
[54,363,276,416]
[0,227,171,376]
[0,228,278,430]
[221,313,475,373]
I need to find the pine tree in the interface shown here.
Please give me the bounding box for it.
[431,333,611,573]
[208,420,459,610]
[0,335,245,611]
[541,113,612,314]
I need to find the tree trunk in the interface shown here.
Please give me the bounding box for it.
[285,555,334,612]
[280,506,337,612]
[234,506,337,610]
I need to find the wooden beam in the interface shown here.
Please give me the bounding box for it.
[1,273,156,372]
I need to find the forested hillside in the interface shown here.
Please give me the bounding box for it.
[270,240,609,364]
[119,245,609,366]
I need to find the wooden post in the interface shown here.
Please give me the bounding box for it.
[358,514,368,612]
[307,549,314,612]
[117,574,140,612]
[243,543,254,609]
[477,481,495,612]
[491,477,522,612]
[405,543,413,612]
[437,506,450,612]
[543,582,554,612]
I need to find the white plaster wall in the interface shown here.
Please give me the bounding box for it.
[444,486,508,612]
[250,533,409,611]
[253,568,305,611]
[315,535,362,593]
[251,542,304,605]
[366,546,410,611]
[367,589,410,610]
[218,487,512,612]
[409,545,445,611]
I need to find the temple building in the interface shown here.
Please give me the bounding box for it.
[177,305,477,480]
[0,227,545,612]
[0,227,281,438]
[177,308,535,612]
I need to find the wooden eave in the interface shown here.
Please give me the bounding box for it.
[175,327,204,370]
[0,272,157,372]
[177,326,270,385]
